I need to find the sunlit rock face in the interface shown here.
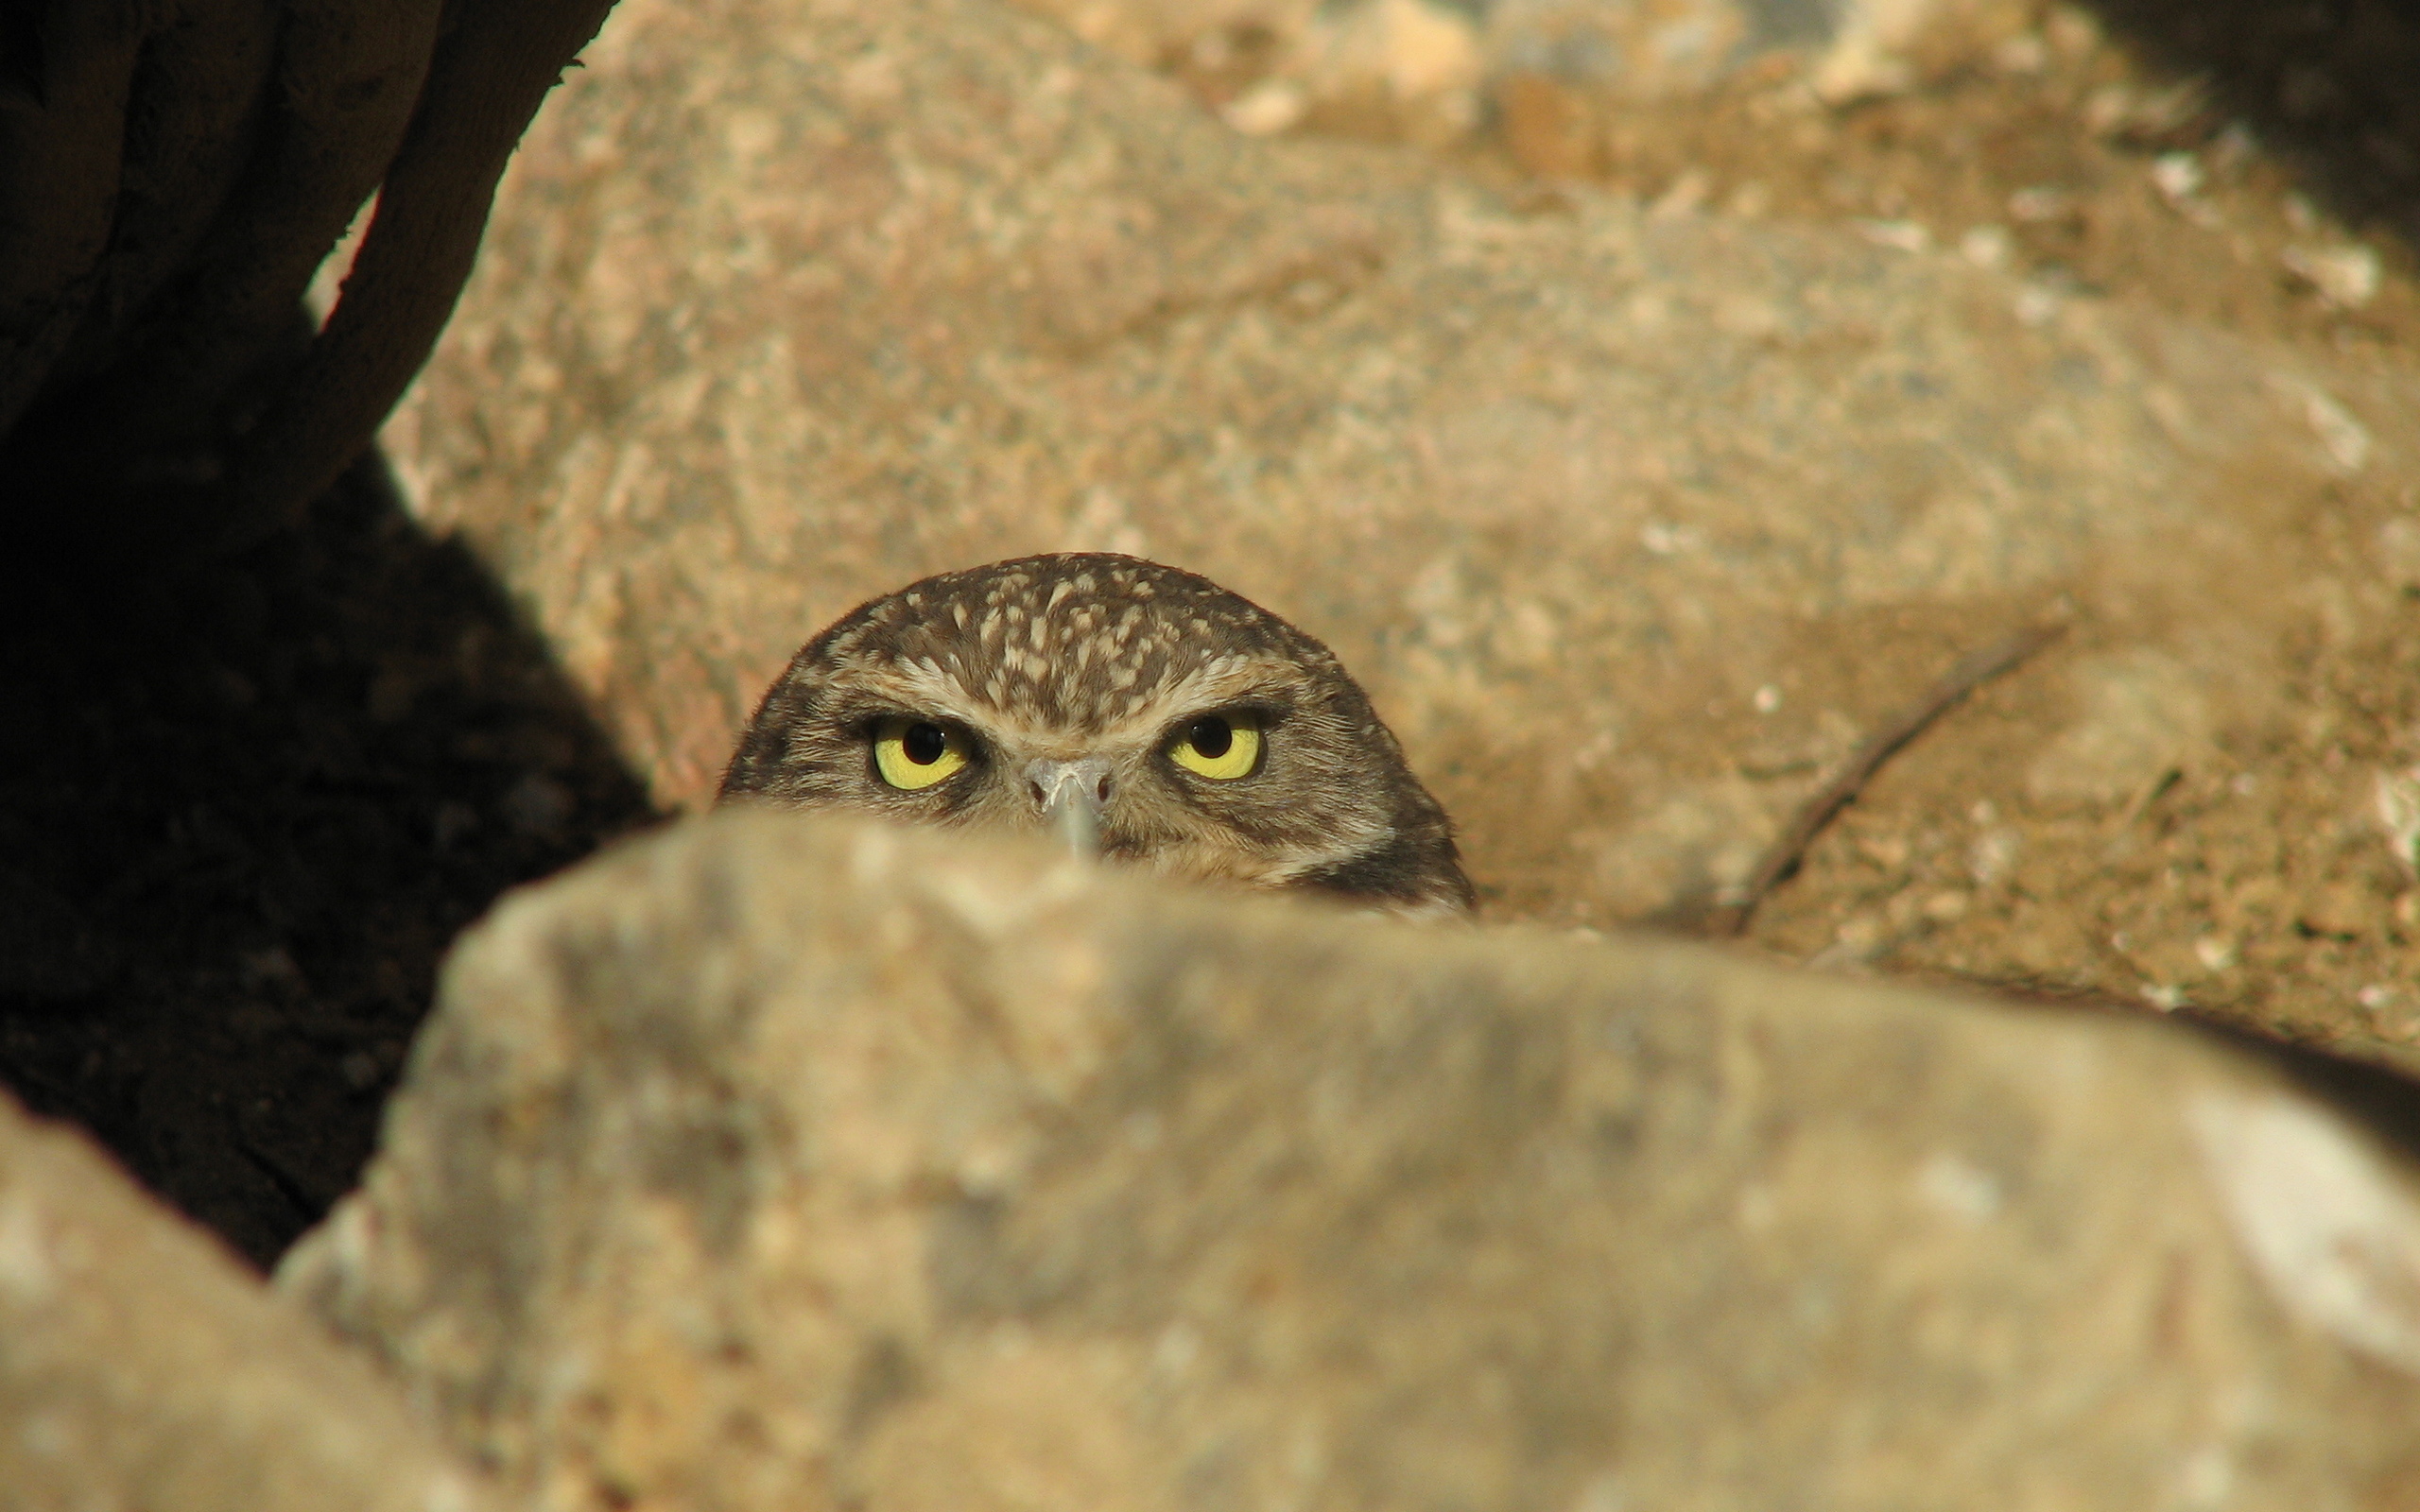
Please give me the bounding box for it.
[279,810,2420,1511]
[381,0,2418,935]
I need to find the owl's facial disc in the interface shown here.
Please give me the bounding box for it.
[719,553,1475,914]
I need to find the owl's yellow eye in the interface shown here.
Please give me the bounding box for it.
[873,718,970,790]
[1167,711,1262,781]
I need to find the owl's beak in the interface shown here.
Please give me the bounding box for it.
[1027,757,1112,859]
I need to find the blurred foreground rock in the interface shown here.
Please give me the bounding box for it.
[0,1091,498,1512]
[383,0,2420,924]
[281,811,2420,1510]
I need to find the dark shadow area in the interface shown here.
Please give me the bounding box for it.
[2090,0,2420,242]
[1862,970,2420,1160]
[0,455,661,1268]
[2186,1015,2420,1159]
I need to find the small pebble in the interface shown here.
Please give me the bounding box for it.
[1220,79,1305,136]
[2007,185,2072,223]
[1968,829,2019,886]
[1639,521,1701,556]
[2151,152,2203,203]
[2297,882,2377,939]
[1959,225,2011,268]
[1855,219,1930,253]
[1991,32,2048,74]
[2281,243,2379,309]
[1649,168,1711,220]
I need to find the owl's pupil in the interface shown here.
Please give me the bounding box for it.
[902,722,948,765]
[1188,716,1233,759]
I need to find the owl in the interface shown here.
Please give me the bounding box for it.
[719,553,1474,915]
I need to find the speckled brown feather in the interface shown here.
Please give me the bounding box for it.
[720,554,1473,914]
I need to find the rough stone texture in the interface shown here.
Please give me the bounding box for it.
[379,0,2420,926]
[0,1090,499,1512]
[281,810,2420,1512]
[1004,0,2036,131]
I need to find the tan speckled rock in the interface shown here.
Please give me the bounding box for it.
[280,811,2420,1511]
[0,1091,499,1512]
[1007,0,2039,122]
[379,0,2420,920]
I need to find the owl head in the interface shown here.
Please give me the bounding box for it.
[719,553,1473,915]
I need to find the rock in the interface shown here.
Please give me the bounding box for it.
[1005,0,2038,129]
[2023,647,2214,805]
[2299,881,2384,941]
[2378,517,2420,593]
[0,1090,499,1512]
[1804,0,2038,103]
[2280,242,2383,312]
[379,0,2420,921]
[280,810,2420,1509]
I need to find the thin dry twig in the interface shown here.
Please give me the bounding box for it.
[1704,618,2069,938]
[221,0,621,548]
[82,0,444,448]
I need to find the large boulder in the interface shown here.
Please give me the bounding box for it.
[0,1090,500,1512]
[280,811,2420,1510]
[379,0,2420,932]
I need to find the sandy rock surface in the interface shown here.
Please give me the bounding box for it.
[382,0,2419,954]
[1005,0,2035,146]
[0,1090,498,1512]
[280,810,2420,1510]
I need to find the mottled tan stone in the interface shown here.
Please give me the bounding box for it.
[282,811,2420,1511]
[1005,0,2038,119]
[380,0,2420,923]
[0,1091,499,1512]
